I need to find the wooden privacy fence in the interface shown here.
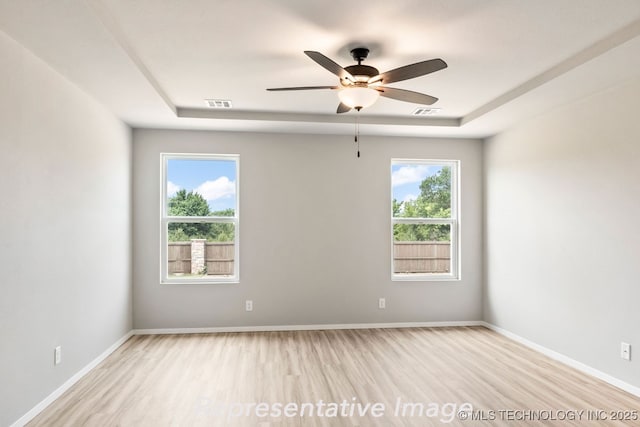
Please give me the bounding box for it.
[168,241,234,276]
[168,242,192,274]
[168,241,450,275]
[393,241,451,274]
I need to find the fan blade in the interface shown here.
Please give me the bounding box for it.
[337,103,351,114]
[304,51,355,82]
[377,87,438,105]
[370,58,447,85]
[267,86,338,91]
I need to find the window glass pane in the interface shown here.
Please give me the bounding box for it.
[167,222,235,278]
[392,163,451,218]
[393,224,451,274]
[167,158,237,216]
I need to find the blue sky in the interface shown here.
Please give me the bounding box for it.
[167,158,236,212]
[391,163,442,203]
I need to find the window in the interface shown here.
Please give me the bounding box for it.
[161,154,239,283]
[391,159,459,280]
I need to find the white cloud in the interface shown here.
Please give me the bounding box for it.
[392,165,431,187]
[403,194,417,203]
[194,176,236,201]
[167,181,181,197]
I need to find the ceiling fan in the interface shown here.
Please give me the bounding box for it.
[267,47,447,113]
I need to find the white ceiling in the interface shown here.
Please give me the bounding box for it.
[2,0,640,138]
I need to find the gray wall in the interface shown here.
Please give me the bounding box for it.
[0,31,132,426]
[484,75,640,388]
[133,129,483,329]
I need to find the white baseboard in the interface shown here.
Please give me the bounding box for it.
[10,331,134,427]
[133,320,484,335]
[481,322,640,398]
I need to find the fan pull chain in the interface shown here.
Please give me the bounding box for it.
[355,114,361,158]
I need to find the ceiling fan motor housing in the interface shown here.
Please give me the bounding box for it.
[345,47,379,84]
[343,64,379,85]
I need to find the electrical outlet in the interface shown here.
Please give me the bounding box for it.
[378,298,386,309]
[245,300,253,312]
[621,342,631,361]
[54,346,61,365]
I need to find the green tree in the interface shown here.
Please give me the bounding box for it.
[211,208,234,217]
[167,190,212,241]
[393,166,451,242]
[209,208,235,242]
[169,189,210,216]
[167,192,237,242]
[392,199,403,217]
[417,166,451,219]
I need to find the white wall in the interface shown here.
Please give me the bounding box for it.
[484,76,640,388]
[133,129,483,329]
[0,31,132,426]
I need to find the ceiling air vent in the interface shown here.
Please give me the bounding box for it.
[205,99,233,109]
[412,107,441,116]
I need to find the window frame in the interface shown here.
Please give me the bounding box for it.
[390,158,460,282]
[160,153,240,284]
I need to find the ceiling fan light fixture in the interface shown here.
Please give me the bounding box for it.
[338,87,379,110]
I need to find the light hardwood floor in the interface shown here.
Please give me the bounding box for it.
[28,327,640,426]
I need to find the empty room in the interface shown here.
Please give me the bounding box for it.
[2,1,640,426]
